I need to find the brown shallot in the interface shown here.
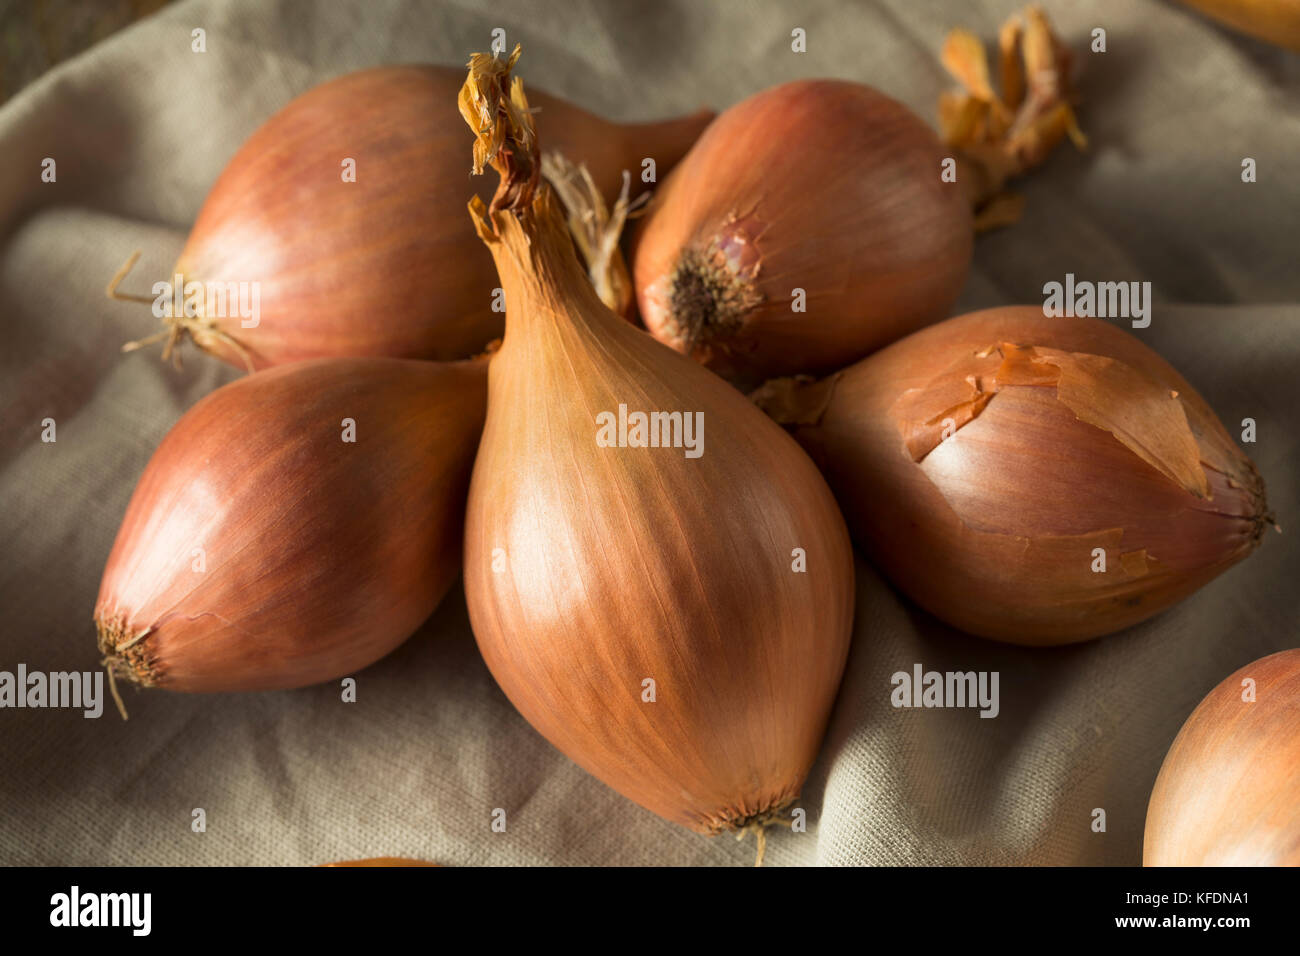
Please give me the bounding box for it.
[753,307,1272,644]
[459,48,854,845]
[1145,649,1300,865]
[632,6,1082,388]
[95,356,486,694]
[110,65,712,370]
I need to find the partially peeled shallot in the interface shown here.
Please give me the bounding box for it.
[754,307,1272,644]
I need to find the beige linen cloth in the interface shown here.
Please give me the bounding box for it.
[1,0,1296,866]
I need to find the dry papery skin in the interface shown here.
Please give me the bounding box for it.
[755,307,1271,644]
[540,151,645,318]
[94,357,486,695]
[108,64,713,371]
[1144,649,1300,865]
[938,4,1087,230]
[459,48,854,843]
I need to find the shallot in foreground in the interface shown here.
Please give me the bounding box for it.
[459,48,855,847]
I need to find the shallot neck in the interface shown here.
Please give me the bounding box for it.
[489,188,617,337]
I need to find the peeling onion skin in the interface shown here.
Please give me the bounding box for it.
[1144,650,1300,866]
[94,357,487,692]
[157,66,712,370]
[761,307,1270,644]
[632,79,973,388]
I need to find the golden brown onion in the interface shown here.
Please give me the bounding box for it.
[112,65,713,370]
[460,50,854,836]
[755,307,1271,644]
[95,357,486,693]
[1144,649,1300,865]
[631,78,972,387]
[631,7,1086,386]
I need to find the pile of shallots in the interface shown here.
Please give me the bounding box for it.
[96,9,1284,866]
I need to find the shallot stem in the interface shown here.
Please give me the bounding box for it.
[460,44,540,218]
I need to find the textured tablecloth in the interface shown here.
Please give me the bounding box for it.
[1,0,1296,866]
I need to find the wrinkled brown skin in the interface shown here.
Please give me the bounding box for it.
[632,79,973,387]
[172,66,713,369]
[94,357,487,692]
[787,307,1268,644]
[1145,650,1300,865]
[464,189,855,835]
